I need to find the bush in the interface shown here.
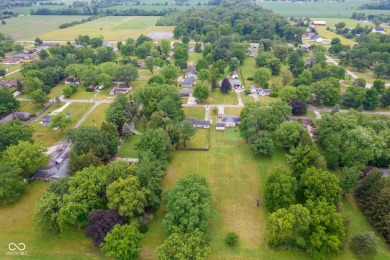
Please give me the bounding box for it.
[269,91,278,98]
[350,232,379,258]
[244,89,251,95]
[247,76,253,81]
[225,232,239,246]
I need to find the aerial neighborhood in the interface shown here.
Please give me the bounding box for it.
[0,0,389,259]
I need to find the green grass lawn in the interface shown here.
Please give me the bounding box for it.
[183,107,205,120]
[18,101,45,115]
[138,69,154,79]
[66,89,97,100]
[315,27,356,46]
[178,128,210,149]
[0,181,103,259]
[4,71,23,80]
[0,15,87,40]
[48,84,66,99]
[140,119,390,259]
[31,102,93,147]
[188,52,203,64]
[80,103,110,128]
[38,16,175,41]
[206,90,238,105]
[118,134,142,158]
[257,96,281,104]
[224,107,242,116]
[0,63,22,74]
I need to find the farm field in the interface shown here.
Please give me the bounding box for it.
[38,16,175,41]
[0,15,87,40]
[257,0,387,18]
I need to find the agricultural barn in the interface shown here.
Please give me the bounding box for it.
[312,21,327,26]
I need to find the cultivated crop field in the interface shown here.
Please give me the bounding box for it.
[257,0,386,18]
[38,16,174,41]
[0,15,87,40]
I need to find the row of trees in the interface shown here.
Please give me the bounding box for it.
[0,33,24,57]
[0,120,48,205]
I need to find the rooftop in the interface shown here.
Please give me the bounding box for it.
[184,118,211,127]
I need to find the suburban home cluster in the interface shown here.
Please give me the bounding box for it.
[250,86,273,96]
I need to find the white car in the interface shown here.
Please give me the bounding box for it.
[98,85,105,90]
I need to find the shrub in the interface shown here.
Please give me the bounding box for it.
[350,232,379,258]
[225,232,239,246]
[247,76,253,81]
[244,89,251,95]
[269,91,278,98]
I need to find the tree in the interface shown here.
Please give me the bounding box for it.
[175,59,187,71]
[23,77,43,93]
[114,65,138,85]
[106,176,148,219]
[90,37,103,48]
[282,70,293,86]
[197,69,210,83]
[364,88,380,110]
[39,49,49,60]
[137,128,174,161]
[34,37,43,47]
[179,120,197,147]
[0,120,34,152]
[101,224,143,260]
[372,80,385,94]
[0,89,20,117]
[288,51,304,77]
[253,68,271,87]
[30,88,50,107]
[300,167,341,205]
[147,75,164,85]
[2,141,48,177]
[344,85,367,108]
[50,112,70,133]
[249,131,274,157]
[229,57,240,72]
[0,163,25,205]
[173,44,189,61]
[85,209,125,247]
[193,83,210,101]
[196,59,209,72]
[145,57,154,74]
[0,68,6,78]
[157,228,211,260]
[289,100,307,116]
[350,232,379,258]
[225,232,239,246]
[287,144,319,179]
[106,102,127,130]
[353,78,366,87]
[312,78,340,106]
[265,168,297,212]
[68,126,112,160]
[275,121,305,149]
[381,88,390,107]
[33,190,63,234]
[339,166,362,195]
[220,78,232,93]
[160,39,171,55]
[95,46,115,64]
[162,175,212,234]
[160,64,178,84]
[68,150,102,175]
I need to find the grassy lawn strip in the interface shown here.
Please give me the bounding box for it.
[0,181,103,259]
[224,107,242,116]
[178,129,209,149]
[183,107,205,120]
[206,90,238,105]
[18,101,45,115]
[118,135,141,158]
[80,103,110,128]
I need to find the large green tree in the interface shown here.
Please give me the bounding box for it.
[265,168,297,212]
[106,176,148,218]
[101,224,143,260]
[0,89,20,116]
[162,175,212,234]
[0,120,34,152]
[30,88,50,107]
[0,163,25,205]
[275,121,305,149]
[157,228,211,260]
[193,83,210,101]
[179,120,197,147]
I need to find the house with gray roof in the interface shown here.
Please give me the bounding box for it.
[0,112,32,125]
[257,88,273,96]
[181,77,194,88]
[13,53,31,59]
[185,66,197,78]
[250,85,257,94]
[221,115,241,127]
[216,121,226,131]
[179,88,193,96]
[372,27,386,34]
[184,118,210,129]
[41,115,51,126]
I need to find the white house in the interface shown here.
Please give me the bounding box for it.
[184,118,211,129]
[221,115,241,127]
[250,86,257,94]
[372,27,386,34]
[315,37,323,43]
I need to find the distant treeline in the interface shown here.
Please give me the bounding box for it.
[0,11,18,20]
[31,7,176,16]
[39,1,65,5]
[59,16,100,29]
[359,0,390,10]
[352,12,390,23]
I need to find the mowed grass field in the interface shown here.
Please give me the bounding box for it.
[257,0,387,18]
[140,113,390,259]
[38,16,175,41]
[0,15,87,40]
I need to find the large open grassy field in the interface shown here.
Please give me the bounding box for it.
[139,115,390,259]
[0,15,87,40]
[257,0,386,18]
[38,16,174,41]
